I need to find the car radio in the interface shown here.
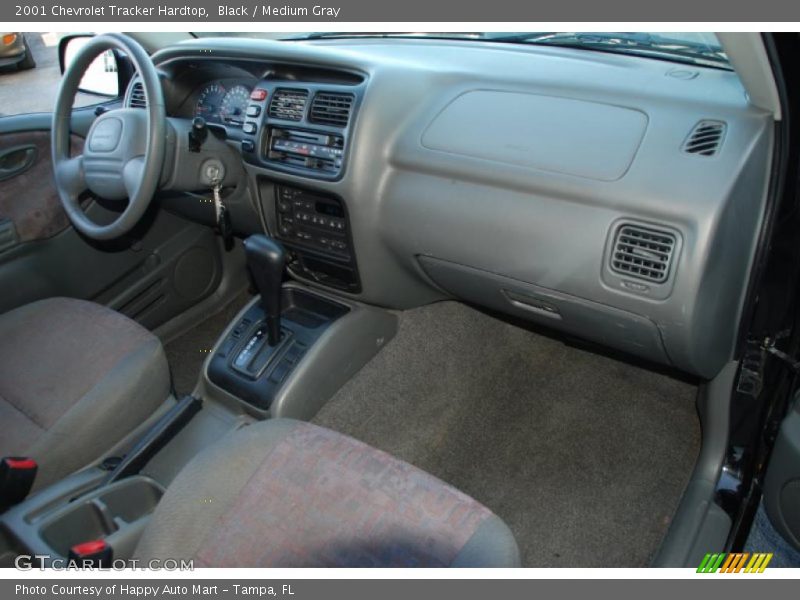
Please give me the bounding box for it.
[274,185,360,292]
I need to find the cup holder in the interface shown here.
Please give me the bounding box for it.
[99,478,162,526]
[40,477,163,557]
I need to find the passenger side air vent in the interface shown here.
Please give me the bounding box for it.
[309,92,354,127]
[683,120,726,156]
[128,81,147,109]
[610,224,677,284]
[268,89,308,121]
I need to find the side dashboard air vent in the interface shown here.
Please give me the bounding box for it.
[610,224,677,284]
[128,82,147,109]
[309,92,355,127]
[683,120,726,156]
[128,81,147,108]
[268,89,308,121]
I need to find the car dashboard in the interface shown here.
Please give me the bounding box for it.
[132,36,774,380]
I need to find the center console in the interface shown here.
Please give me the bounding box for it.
[204,234,394,419]
[207,286,349,411]
[1,474,163,566]
[274,185,360,293]
[236,76,363,293]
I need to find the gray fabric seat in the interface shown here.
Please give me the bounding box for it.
[135,418,521,567]
[0,297,170,490]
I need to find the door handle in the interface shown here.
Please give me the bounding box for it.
[0,144,38,182]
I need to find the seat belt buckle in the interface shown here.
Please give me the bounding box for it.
[68,539,113,568]
[0,457,37,506]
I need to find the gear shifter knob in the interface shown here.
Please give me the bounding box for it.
[243,234,286,346]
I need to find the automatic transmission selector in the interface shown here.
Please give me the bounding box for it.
[209,236,354,411]
[243,234,286,346]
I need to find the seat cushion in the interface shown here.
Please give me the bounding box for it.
[134,419,520,567]
[0,297,170,489]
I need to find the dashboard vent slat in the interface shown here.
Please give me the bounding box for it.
[683,120,726,156]
[610,224,677,284]
[128,82,147,109]
[268,88,309,122]
[309,92,354,127]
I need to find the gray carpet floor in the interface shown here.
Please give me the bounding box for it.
[164,291,252,396]
[313,301,701,567]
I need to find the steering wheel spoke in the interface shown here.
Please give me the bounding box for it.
[122,156,145,199]
[54,156,87,197]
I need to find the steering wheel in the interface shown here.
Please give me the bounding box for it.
[52,34,166,240]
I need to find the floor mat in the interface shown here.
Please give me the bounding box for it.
[164,291,252,396]
[313,301,700,567]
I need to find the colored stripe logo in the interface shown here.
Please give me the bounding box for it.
[697,552,773,573]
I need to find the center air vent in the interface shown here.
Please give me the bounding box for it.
[683,120,726,156]
[268,89,308,121]
[610,224,677,284]
[128,82,146,109]
[309,92,354,127]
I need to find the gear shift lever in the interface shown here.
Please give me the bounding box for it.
[243,234,286,346]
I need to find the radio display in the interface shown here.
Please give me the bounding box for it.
[315,202,345,218]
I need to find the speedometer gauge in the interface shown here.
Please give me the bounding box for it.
[219,85,252,127]
[195,83,227,124]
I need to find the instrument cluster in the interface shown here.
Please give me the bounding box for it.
[194,80,253,128]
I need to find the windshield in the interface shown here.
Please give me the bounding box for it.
[191,32,729,69]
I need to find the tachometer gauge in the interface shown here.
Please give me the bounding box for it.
[219,85,252,127]
[195,83,227,124]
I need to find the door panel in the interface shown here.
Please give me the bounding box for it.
[0,203,224,329]
[0,131,84,245]
[0,109,98,137]
[763,400,800,551]
[0,111,226,330]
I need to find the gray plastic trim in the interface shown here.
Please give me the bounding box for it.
[419,255,670,365]
[152,239,248,344]
[717,33,781,120]
[652,360,737,566]
[421,90,648,182]
[140,400,254,488]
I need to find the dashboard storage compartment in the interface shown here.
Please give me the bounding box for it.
[419,255,670,366]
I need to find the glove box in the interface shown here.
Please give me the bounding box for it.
[418,255,670,367]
